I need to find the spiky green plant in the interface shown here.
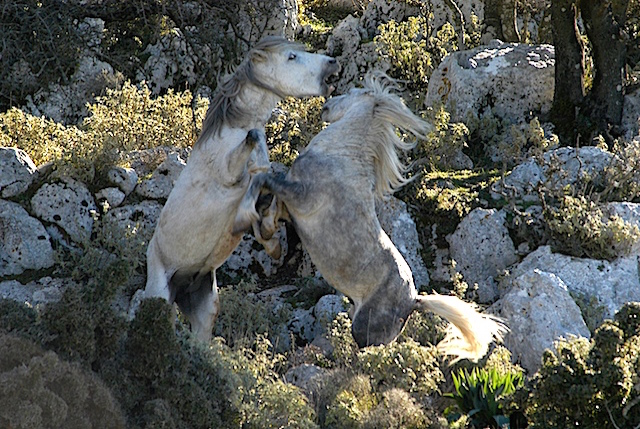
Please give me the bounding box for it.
[445,366,524,428]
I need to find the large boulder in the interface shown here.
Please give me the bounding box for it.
[0,148,38,198]
[447,208,519,302]
[0,200,55,277]
[508,245,640,322]
[490,268,590,373]
[426,40,555,132]
[31,178,97,244]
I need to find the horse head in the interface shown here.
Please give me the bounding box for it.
[249,36,340,98]
[351,286,415,348]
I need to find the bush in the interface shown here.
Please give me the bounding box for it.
[0,334,126,429]
[526,302,640,427]
[214,280,289,349]
[266,97,326,166]
[356,338,443,400]
[544,194,640,260]
[1,81,207,184]
[375,16,456,101]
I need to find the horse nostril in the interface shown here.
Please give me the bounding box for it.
[328,58,336,64]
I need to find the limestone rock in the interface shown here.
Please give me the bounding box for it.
[492,146,613,202]
[0,277,77,307]
[490,268,590,373]
[31,178,97,243]
[136,152,186,199]
[108,166,138,195]
[448,208,519,302]
[426,40,555,132]
[0,200,54,276]
[510,245,640,322]
[0,148,38,198]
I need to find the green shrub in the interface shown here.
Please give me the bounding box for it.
[444,366,523,428]
[0,299,37,337]
[526,302,640,427]
[544,194,640,260]
[324,374,378,429]
[214,280,289,349]
[375,16,456,101]
[356,338,443,400]
[326,312,359,367]
[266,96,326,166]
[0,334,126,429]
[1,81,207,184]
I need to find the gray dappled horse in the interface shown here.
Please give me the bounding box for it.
[144,37,339,341]
[235,74,507,362]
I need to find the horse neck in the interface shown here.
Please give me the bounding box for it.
[195,82,281,156]
[314,108,378,162]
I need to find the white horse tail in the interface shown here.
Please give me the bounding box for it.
[414,294,508,363]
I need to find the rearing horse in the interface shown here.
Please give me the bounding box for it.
[144,37,339,341]
[235,73,506,362]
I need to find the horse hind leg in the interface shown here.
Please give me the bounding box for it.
[173,271,219,342]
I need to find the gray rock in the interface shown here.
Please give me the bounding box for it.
[103,201,163,241]
[490,268,590,373]
[0,277,77,307]
[0,200,55,276]
[285,363,329,395]
[510,245,640,322]
[622,88,640,140]
[426,40,555,132]
[136,152,186,199]
[108,166,139,195]
[223,225,288,278]
[0,148,38,198]
[25,56,117,124]
[31,178,97,243]
[138,29,198,95]
[313,294,348,334]
[289,307,317,343]
[448,208,519,302]
[96,187,126,208]
[377,196,430,289]
[325,15,382,93]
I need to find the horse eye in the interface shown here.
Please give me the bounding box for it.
[288,53,297,61]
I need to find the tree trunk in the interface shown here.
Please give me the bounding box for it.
[581,0,629,134]
[550,0,585,143]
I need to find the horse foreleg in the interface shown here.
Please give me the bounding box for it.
[233,172,268,234]
[225,129,267,185]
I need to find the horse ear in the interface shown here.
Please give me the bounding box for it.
[250,49,268,63]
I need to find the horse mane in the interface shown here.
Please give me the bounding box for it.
[362,73,432,197]
[195,37,306,148]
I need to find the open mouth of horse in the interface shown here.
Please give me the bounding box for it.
[322,63,341,96]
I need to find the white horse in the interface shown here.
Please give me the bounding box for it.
[144,37,339,342]
[234,73,507,362]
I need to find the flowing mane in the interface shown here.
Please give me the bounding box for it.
[361,74,431,197]
[195,37,306,148]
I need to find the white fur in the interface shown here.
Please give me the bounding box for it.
[144,37,338,341]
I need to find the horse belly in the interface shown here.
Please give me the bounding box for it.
[154,182,244,271]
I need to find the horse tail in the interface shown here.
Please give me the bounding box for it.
[414,294,508,363]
